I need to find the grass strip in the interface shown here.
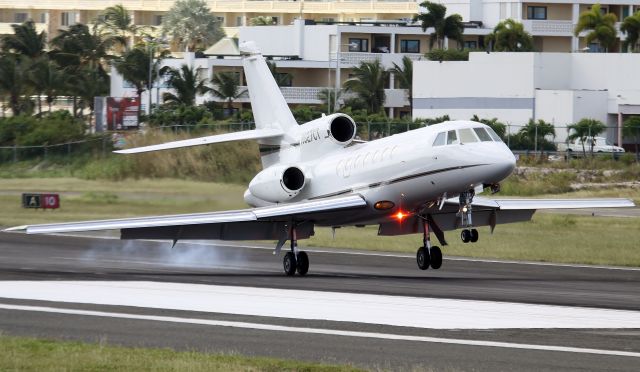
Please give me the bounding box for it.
[0,334,362,371]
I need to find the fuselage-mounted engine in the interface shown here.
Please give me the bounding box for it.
[247,165,307,203]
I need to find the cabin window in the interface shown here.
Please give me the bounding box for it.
[446,130,458,145]
[473,128,493,142]
[432,132,446,147]
[486,127,502,142]
[459,128,478,143]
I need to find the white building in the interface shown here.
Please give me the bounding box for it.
[413,52,640,144]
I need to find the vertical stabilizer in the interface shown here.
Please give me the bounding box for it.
[240,42,298,135]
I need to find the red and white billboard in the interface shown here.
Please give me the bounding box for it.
[105,97,140,131]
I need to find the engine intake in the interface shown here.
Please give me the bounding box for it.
[282,167,305,192]
[330,115,356,144]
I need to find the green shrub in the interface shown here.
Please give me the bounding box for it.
[426,48,469,61]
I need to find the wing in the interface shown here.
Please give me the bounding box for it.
[379,197,635,237]
[6,195,367,241]
[114,128,283,154]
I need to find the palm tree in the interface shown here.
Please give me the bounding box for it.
[518,119,556,152]
[161,64,210,106]
[266,61,292,87]
[27,57,68,115]
[98,4,141,49]
[1,21,46,58]
[413,1,464,49]
[50,23,116,75]
[567,118,606,157]
[574,4,617,52]
[211,71,246,114]
[0,54,33,115]
[114,47,153,121]
[623,116,640,158]
[66,66,109,124]
[344,60,389,114]
[486,19,534,52]
[390,56,413,117]
[621,11,640,52]
[162,0,225,52]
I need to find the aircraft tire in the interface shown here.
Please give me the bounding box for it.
[416,247,430,270]
[283,252,297,276]
[461,230,471,243]
[296,251,309,276]
[470,229,479,243]
[430,246,443,269]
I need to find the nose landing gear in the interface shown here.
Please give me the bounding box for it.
[459,190,479,244]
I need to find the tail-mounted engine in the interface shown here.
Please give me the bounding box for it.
[248,165,307,203]
[298,114,356,155]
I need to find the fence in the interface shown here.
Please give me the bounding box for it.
[0,136,112,163]
[1,122,638,164]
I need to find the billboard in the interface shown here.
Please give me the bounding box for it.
[104,97,140,131]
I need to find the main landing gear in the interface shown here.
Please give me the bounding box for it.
[416,219,443,270]
[282,223,309,276]
[459,190,479,244]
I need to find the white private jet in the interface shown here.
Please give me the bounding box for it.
[7,42,634,276]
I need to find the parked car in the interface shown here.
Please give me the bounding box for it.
[557,137,625,155]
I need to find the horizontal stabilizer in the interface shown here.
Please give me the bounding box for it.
[114,128,283,154]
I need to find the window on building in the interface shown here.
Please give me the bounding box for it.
[61,12,71,26]
[14,13,28,23]
[154,15,163,26]
[215,16,225,25]
[276,73,292,87]
[348,38,369,52]
[40,13,47,23]
[270,16,279,25]
[464,40,478,49]
[527,6,547,20]
[400,40,420,53]
[236,16,243,26]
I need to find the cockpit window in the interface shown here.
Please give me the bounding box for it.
[432,132,446,147]
[446,130,458,145]
[485,127,503,142]
[459,128,478,143]
[473,127,493,142]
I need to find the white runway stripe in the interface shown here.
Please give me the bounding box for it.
[0,281,639,329]
[1,303,639,358]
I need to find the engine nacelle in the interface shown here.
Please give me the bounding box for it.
[248,165,307,203]
[299,114,357,149]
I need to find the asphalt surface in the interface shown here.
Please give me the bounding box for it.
[1,232,639,371]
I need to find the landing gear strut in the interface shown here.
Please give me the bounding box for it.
[459,190,479,244]
[416,219,442,270]
[282,223,309,276]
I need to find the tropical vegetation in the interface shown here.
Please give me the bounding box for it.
[390,56,413,117]
[413,1,464,49]
[343,60,389,114]
[486,19,534,52]
[620,11,640,52]
[161,0,225,52]
[567,118,606,157]
[574,4,617,52]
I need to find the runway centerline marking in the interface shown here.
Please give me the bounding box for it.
[1,281,639,330]
[1,303,639,359]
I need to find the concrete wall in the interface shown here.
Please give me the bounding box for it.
[413,52,640,142]
[240,25,299,56]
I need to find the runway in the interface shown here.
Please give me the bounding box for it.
[1,232,639,371]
